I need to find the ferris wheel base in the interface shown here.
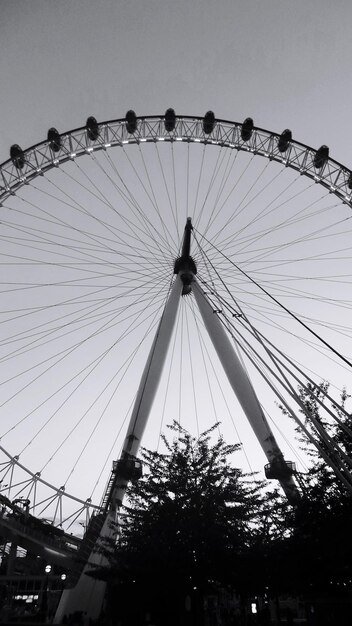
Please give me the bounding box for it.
[54,579,106,623]
[53,512,114,623]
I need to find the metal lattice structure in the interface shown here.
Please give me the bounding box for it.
[0,445,99,527]
[2,115,352,207]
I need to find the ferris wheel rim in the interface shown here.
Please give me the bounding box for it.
[1,112,352,208]
[0,444,101,512]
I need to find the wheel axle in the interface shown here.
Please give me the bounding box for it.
[174,217,197,295]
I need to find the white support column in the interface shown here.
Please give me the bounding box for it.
[54,276,183,623]
[192,279,299,502]
[111,274,183,506]
[54,510,116,623]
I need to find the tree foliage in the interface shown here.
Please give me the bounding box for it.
[269,383,352,622]
[97,388,352,625]
[105,422,267,624]
[118,422,264,582]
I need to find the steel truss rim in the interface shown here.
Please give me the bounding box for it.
[1,114,351,208]
[0,444,100,512]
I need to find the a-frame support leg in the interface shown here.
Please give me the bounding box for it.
[192,279,300,503]
[111,274,183,507]
[54,276,183,623]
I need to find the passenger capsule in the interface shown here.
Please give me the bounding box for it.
[48,128,61,152]
[10,144,25,169]
[86,116,100,141]
[278,129,292,152]
[203,111,215,134]
[313,145,329,169]
[126,110,137,134]
[348,172,352,190]
[241,117,254,142]
[164,108,176,132]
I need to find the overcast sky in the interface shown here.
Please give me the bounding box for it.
[1,0,352,513]
[1,0,352,166]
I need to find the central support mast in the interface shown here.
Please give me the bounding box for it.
[174,217,197,295]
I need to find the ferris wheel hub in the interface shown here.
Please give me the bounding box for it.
[174,218,197,295]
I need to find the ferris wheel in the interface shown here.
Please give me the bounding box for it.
[1,110,352,617]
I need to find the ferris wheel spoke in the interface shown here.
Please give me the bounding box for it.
[216,182,321,257]
[206,147,240,218]
[226,321,352,493]
[186,297,252,469]
[109,145,177,257]
[214,176,312,255]
[0,284,169,440]
[122,143,177,255]
[31,174,172,263]
[200,153,259,248]
[193,144,232,233]
[236,211,352,268]
[197,264,352,453]
[0,284,167,373]
[97,148,174,259]
[195,228,352,369]
[40,285,173,477]
[0,200,169,277]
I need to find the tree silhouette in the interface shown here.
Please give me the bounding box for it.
[103,422,265,625]
[268,384,352,625]
[90,389,352,625]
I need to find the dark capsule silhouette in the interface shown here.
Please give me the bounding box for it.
[241,117,254,142]
[116,458,143,481]
[48,128,61,152]
[203,111,215,134]
[313,145,329,169]
[86,116,100,141]
[278,129,292,152]
[164,108,176,132]
[126,110,137,134]
[10,144,25,169]
[265,459,296,480]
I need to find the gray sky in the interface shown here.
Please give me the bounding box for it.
[1,0,352,165]
[1,0,352,518]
